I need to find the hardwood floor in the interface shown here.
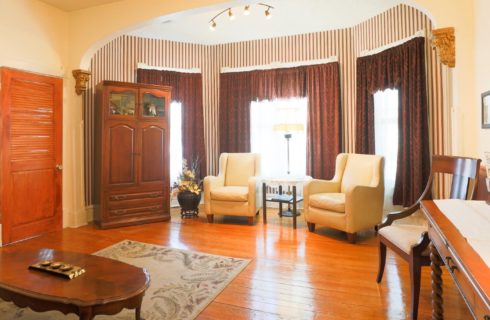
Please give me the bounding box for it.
[2,207,472,319]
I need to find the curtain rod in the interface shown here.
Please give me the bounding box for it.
[137,63,201,73]
[359,30,426,57]
[220,57,338,73]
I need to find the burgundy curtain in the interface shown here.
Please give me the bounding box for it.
[137,69,206,178]
[219,63,341,179]
[219,71,253,153]
[306,62,342,179]
[252,67,306,100]
[355,37,430,206]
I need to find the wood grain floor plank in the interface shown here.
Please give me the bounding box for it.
[0,207,473,319]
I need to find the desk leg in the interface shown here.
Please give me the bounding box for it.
[430,242,444,320]
[292,186,297,229]
[262,182,267,224]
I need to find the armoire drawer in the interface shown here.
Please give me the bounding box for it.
[107,191,163,208]
[108,203,164,217]
[108,191,163,202]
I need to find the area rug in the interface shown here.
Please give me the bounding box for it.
[0,240,250,320]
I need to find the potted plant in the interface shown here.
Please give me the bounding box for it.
[172,159,202,218]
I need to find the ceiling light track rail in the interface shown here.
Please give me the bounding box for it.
[209,3,275,31]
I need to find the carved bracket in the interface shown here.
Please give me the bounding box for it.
[431,27,455,68]
[72,69,91,95]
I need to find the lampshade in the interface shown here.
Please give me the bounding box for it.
[273,123,304,133]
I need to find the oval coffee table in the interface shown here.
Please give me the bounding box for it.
[0,248,150,320]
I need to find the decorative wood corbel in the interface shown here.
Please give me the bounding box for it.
[431,27,455,68]
[72,69,91,95]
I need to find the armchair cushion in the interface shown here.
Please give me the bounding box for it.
[378,224,429,255]
[309,193,345,213]
[211,186,248,202]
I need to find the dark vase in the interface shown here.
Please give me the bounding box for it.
[177,191,201,218]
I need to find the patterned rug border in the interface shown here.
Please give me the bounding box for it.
[95,239,252,319]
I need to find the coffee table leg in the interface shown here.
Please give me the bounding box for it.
[79,307,94,320]
[293,186,297,229]
[136,305,142,320]
[135,292,145,320]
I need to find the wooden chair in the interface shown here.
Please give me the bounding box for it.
[376,155,481,320]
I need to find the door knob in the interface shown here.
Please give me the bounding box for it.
[55,164,63,171]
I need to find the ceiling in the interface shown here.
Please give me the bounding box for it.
[128,0,403,45]
[40,0,123,12]
[40,0,404,44]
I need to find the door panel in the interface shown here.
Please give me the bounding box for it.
[11,170,55,225]
[141,125,165,183]
[1,68,62,245]
[108,124,136,185]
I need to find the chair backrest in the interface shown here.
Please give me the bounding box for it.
[421,155,481,201]
[473,165,489,201]
[339,153,384,193]
[220,153,260,186]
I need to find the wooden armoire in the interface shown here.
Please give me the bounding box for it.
[94,81,171,229]
[0,67,63,245]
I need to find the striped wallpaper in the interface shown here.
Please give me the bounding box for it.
[83,4,446,205]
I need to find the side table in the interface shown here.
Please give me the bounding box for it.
[262,182,304,229]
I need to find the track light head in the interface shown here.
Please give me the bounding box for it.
[265,7,272,19]
[209,20,216,31]
[244,5,250,15]
[228,8,235,20]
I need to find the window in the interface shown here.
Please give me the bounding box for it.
[170,101,183,186]
[250,98,307,178]
[374,89,399,208]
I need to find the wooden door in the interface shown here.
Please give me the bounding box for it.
[1,68,62,245]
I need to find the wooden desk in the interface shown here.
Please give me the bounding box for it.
[421,200,490,320]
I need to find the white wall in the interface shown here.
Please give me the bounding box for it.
[0,0,67,76]
[474,0,490,160]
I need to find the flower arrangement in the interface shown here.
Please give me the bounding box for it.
[172,159,201,196]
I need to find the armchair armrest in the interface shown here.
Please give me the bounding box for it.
[345,184,384,232]
[204,175,224,214]
[304,179,340,195]
[248,176,261,212]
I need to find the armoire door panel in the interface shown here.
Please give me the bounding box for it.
[108,124,136,185]
[0,68,62,245]
[141,125,165,183]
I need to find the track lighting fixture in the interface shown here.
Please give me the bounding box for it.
[228,8,235,20]
[208,3,274,31]
[265,7,272,19]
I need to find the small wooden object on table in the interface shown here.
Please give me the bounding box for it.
[0,248,150,320]
[262,183,303,229]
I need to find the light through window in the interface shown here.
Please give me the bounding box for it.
[170,101,183,186]
[250,97,307,178]
[374,89,399,207]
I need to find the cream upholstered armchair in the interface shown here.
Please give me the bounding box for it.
[303,153,384,243]
[204,153,261,225]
